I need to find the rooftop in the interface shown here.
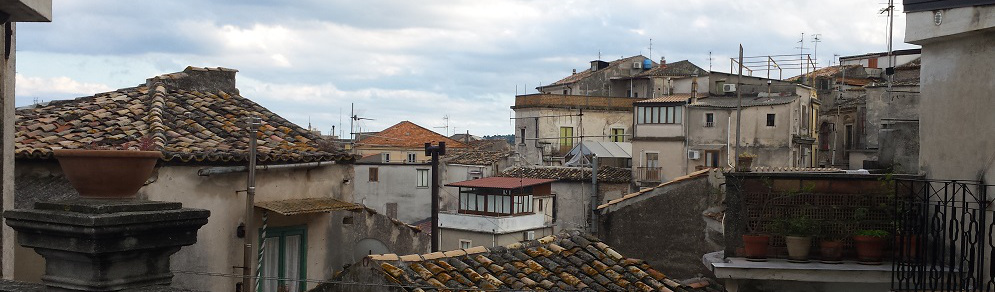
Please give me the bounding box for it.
[545,55,647,87]
[512,94,642,111]
[319,231,716,292]
[689,94,799,108]
[15,66,354,164]
[444,148,513,166]
[637,60,708,78]
[501,166,632,183]
[355,121,467,149]
[445,177,557,190]
[634,93,703,104]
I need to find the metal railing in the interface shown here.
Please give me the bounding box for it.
[893,179,995,292]
[635,167,662,182]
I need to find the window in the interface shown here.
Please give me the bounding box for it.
[611,128,625,142]
[635,106,683,124]
[416,169,429,188]
[459,239,472,249]
[538,198,544,212]
[766,114,776,127]
[559,127,574,149]
[381,153,390,163]
[645,152,659,168]
[845,124,854,150]
[519,128,526,145]
[259,226,306,292]
[407,153,416,163]
[368,167,378,182]
[562,90,568,95]
[705,113,714,127]
[458,188,534,216]
[626,89,632,97]
[524,231,536,240]
[705,151,720,168]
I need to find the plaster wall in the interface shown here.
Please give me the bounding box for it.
[514,107,632,165]
[438,227,555,251]
[13,162,354,292]
[353,164,431,223]
[908,7,995,182]
[549,181,628,233]
[632,140,686,183]
[864,86,920,149]
[685,103,796,170]
[0,22,14,280]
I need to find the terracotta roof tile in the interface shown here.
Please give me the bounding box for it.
[636,60,708,77]
[446,177,556,189]
[501,166,632,183]
[15,67,354,164]
[444,148,512,165]
[635,93,704,104]
[355,121,467,149]
[325,231,714,291]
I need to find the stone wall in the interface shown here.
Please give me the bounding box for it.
[598,173,722,279]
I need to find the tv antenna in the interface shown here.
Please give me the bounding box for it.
[433,115,451,136]
[349,103,374,141]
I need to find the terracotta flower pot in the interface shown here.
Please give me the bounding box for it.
[854,235,887,264]
[819,240,844,263]
[737,157,754,172]
[742,234,770,261]
[53,149,163,198]
[785,236,812,262]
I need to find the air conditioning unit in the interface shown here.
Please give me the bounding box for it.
[632,61,642,69]
[722,83,737,93]
[687,150,701,160]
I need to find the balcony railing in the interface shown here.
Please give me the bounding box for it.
[635,167,662,182]
[892,179,995,292]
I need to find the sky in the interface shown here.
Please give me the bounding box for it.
[14,0,917,136]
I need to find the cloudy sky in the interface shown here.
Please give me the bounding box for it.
[15,0,917,136]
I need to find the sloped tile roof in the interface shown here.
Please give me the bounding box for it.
[501,166,631,183]
[15,67,354,164]
[255,198,363,216]
[786,65,864,82]
[321,230,716,292]
[689,94,799,108]
[637,60,708,77]
[547,56,645,87]
[444,148,512,166]
[634,93,704,104]
[446,177,556,189]
[356,121,467,149]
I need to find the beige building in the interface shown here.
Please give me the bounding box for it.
[512,94,638,165]
[13,67,429,292]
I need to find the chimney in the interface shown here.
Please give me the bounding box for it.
[660,56,666,65]
[572,69,577,75]
[690,74,699,104]
[147,66,240,94]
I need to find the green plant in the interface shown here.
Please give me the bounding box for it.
[856,229,889,237]
[774,215,816,237]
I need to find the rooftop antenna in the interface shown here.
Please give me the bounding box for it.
[648,38,653,60]
[433,115,451,136]
[812,33,822,68]
[708,51,713,71]
[794,33,808,77]
[349,103,374,142]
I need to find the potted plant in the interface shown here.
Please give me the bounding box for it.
[774,215,815,262]
[817,221,847,264]
[854,229,889,264]
[53,135,162,198]
[742,222,770,261]
[737,152,756,172]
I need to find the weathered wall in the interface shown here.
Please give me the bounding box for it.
[878,121,919,174]
[907,6,995,182]
[438,227,555,251]
[685,104,795,170]
[598,174,721,279]
[1,22,15,279]
[14,162,354,292]
[864,85,920,149]
[514,107,632,165]
[632,140,686,184]
[326,208,430,273]
[353,163,432,223]
[550,181,628,233]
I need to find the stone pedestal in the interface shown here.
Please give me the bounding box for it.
[4,199,209,291]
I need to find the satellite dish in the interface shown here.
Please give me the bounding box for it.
[354,238,390,260]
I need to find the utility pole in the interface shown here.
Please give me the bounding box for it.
[242,117,261,292]
[589,155,599,235]
[735,45,744,168]
[425,142,446,252]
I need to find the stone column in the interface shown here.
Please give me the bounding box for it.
[4,199,208,291]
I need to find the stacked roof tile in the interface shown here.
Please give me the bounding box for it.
[356,121,467,149]
[444,148,512,166]
[317,231,716,292]
[501,166,632,183]
[15,67,354,164]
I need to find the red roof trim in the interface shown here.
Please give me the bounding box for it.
[445,176,556,189]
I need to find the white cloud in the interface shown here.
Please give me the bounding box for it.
[14,74,113,105]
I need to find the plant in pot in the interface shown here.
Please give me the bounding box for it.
[742,222,771,262]
[53,135,162,199]
[736,152,756,172]
[774,215,815,263]
[817,221,848,264]
[854,229,889,265]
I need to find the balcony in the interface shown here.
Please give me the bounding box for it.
[635,167,662,183]
[438,212,547,233]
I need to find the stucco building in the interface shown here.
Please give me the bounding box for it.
[13,67,429,292]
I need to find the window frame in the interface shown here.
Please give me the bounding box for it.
[766,114,776,127]
[459,239,472,249]
[705,113,714,127]
[635,106,683,124]
[416,169,429,188]
[406,153,417,163]
[611,128,625,142]
[368,167,379,182]
[559,126,574,149]
[258,225,307,292]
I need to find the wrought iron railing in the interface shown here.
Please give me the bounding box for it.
[893,179,995,291]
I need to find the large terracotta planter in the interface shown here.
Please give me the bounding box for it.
[785,236,812,262]
[53,149,163,198]
[742,234,770,261]
[819,240,844,264]
[854,235,886,264]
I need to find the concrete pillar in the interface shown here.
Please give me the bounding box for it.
[4,199,208,291]
[0,20,15,281]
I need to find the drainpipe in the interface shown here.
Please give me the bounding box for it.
[198,161,338,176]
[590,156,599,235]
[726,116,734,168]
[242,117,261,292]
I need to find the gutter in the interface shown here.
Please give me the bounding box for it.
[198,161,337,176]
